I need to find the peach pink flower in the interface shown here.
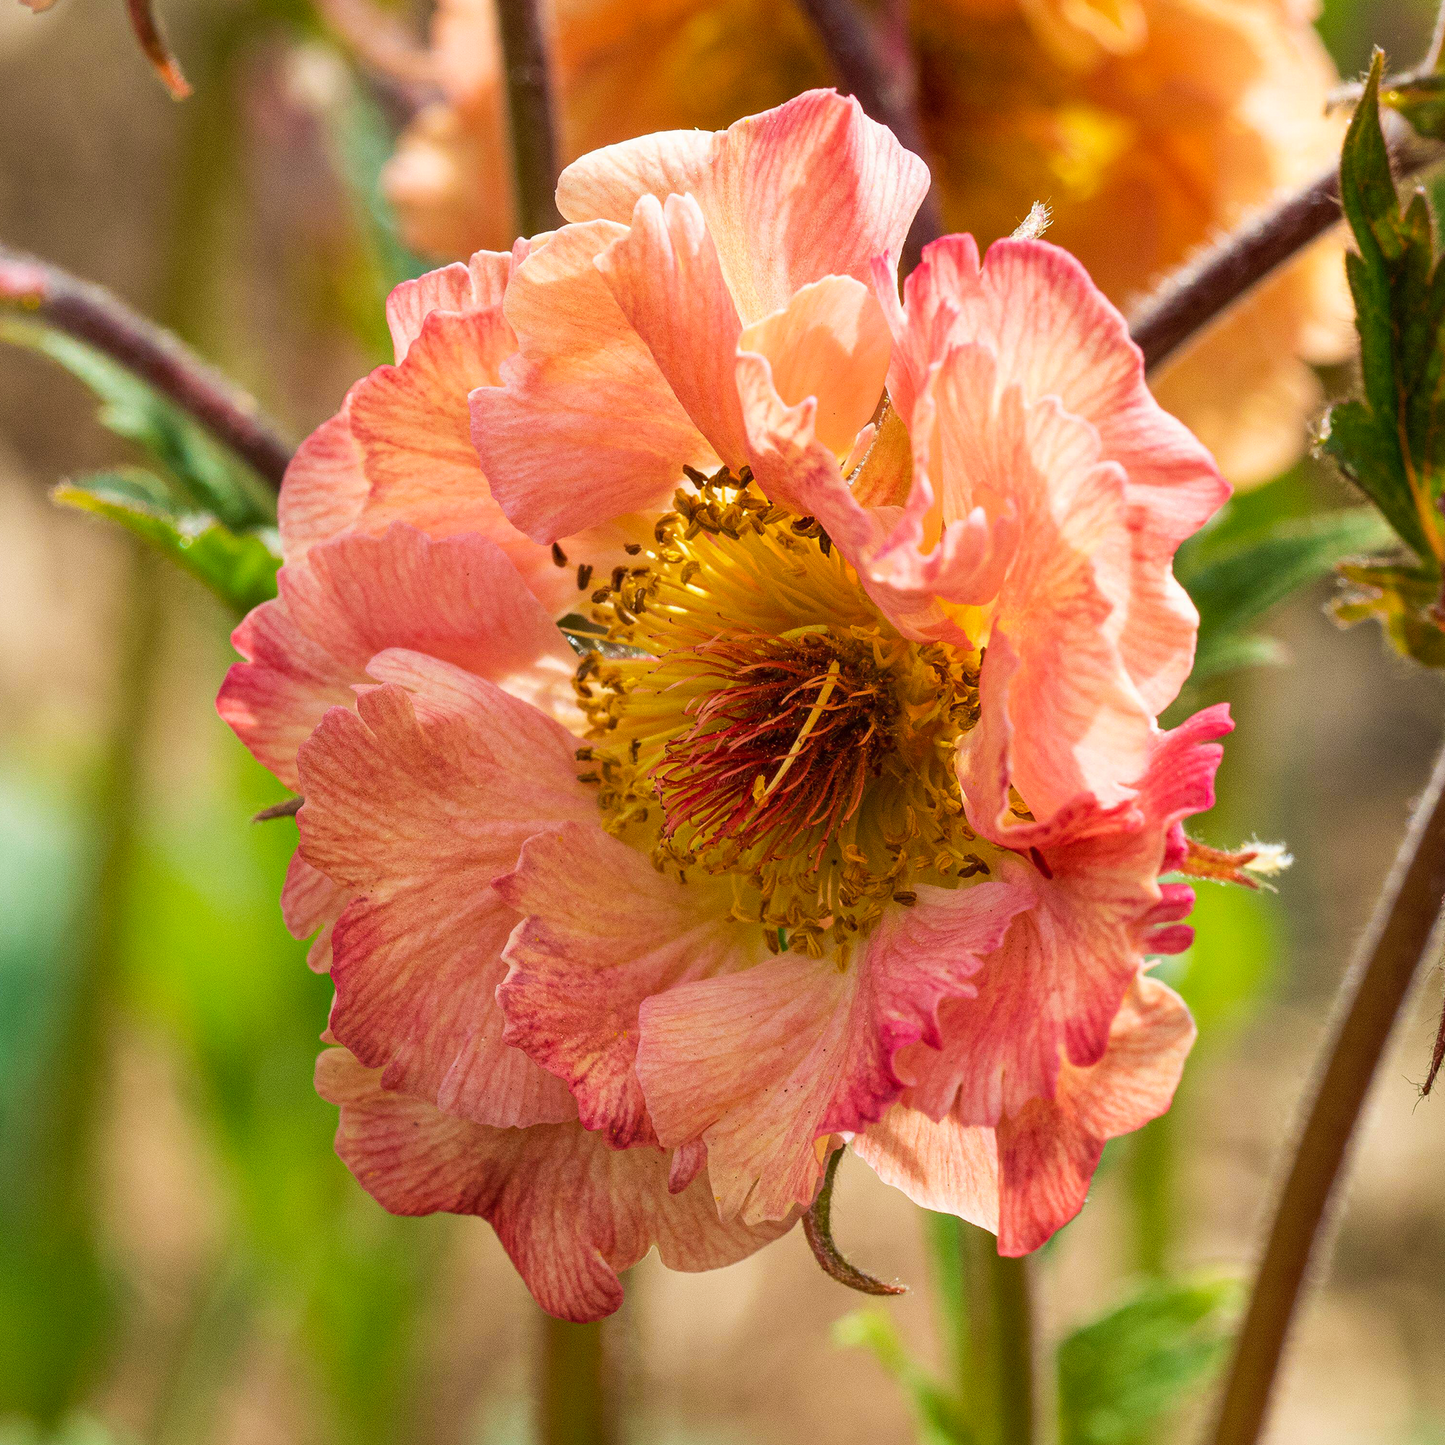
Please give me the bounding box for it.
[381,0,1350,486]
[220,91,1230,1318]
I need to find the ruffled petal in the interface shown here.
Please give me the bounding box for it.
[496,822,758,1149]
[883,236,1227,715]
[385,251,511,361]
[936,362,1151,820]
[280,253,626,615]
[634,879,1026,1223]
[855,975,1193,1254]
[559,90,928,325]
[297,678,595,1127]
[218,525,576,790]
[277,406,370,563]
[849,1101,1000,1232]
[912,706,1230,1124]
[993,975,1194,1253]
[317,1048,793,1321]
[472,220,714,543]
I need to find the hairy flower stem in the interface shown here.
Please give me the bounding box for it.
[538,1315,616,1445]
[0,244,292,493]
[495,0,564,237]
[1131,121,1438,373]
[793,0,943,274]
[1207,740,1445,1445]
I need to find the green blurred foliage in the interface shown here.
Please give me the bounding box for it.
[835,1269,1242,1445]
[1057,1274,1243,1445]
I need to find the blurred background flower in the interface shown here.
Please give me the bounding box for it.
[2,0,1445,1441]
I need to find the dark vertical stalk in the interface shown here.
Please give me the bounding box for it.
[494,0,564,237]
[1207,741,1445,1445]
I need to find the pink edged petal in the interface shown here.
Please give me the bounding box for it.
[385,261,473,361]
[994,975,1195,1255]
[496,822,754,1150]
[296,679,595,1127]
[473,220,715,544]
[898,237,1226,533]
[901,849,1137,1123]
[634,879,1026,1224]
[596,193,750,468]
[283,248,620,613]
[733,352,878,564]
[281,853,348,973]
[919,707,1230,1126]
[558,91,927,326]
[699,90,928,324]
[850,1106,1000,1232]
[347,305,518,534]
[856,976,1194,1255]
[218,525,575,790]
[277,406,370,563]
[316,1048,793,1322]
[738,276,891,460]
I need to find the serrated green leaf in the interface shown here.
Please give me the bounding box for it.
[1322,51,1445,572]
[55,469,279,615]
[1058,1273,1243,1445]
[833,1310,968,1445]
[1,319,274,531]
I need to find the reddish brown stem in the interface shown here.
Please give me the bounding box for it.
[1207,740,1445,1445]
[1,244,293,492]
[1131,119,1437,373]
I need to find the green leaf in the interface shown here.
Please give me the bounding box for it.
[1,319,275,531]
[55,469,279,615]
[1321,51,1445,579]
[1180,507,1391,686]
[833,1310,968,1445]
[1058,1273,1243,1445]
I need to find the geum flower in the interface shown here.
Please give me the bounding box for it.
[219,91,1232,1320]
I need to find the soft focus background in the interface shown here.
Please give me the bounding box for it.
[2,0,1445,1441]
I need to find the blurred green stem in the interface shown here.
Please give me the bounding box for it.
[539,1314,615,1445]
[1125,1105,1176,1277]
[1207,739,1445,1445]
[929,1215,1049,1445]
